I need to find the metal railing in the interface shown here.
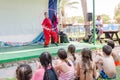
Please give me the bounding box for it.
[63,24,120,37]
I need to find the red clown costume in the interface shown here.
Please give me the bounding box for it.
[42,17,58,47]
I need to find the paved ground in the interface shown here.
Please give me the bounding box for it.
[0,62,36,78]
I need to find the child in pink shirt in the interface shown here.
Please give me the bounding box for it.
[54,48,75,80]
[31,52,58,80]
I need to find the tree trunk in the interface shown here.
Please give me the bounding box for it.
[81,0,90,38]
[59,1,67,30]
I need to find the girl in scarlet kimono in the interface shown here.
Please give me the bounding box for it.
[42,12,58,47]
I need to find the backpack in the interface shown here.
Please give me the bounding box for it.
[59,31,69,43]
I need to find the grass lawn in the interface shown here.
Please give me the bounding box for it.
[2,78,16,80]
[116,66,120,80]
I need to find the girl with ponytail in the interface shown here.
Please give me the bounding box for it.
[32,52,58,80]
[68,44,77,65]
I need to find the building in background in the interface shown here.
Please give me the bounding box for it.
[0,0,48,42]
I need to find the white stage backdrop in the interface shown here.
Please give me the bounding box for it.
[0,0,48,42]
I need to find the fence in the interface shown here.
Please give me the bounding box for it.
[63,24,120,39]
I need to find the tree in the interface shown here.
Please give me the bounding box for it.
[100,14,111,24]
[59,0,79,28]
[81,0,90,38]
[59,0,90,38]
[114,3,120,23]
[77,16,84,23]
[60,0,79,16]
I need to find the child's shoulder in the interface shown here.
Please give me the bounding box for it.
[35,67,45,74]
[91,60,96,65]
[102,55,114,63]
[68,55,74,62]
[102,55,112,60]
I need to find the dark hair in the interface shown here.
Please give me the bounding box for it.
[68,44,76,61]
[81,48,93,66]
[107,40,115,49]
[16,64,32,80]
[97,15,101,19]
[39,52,58,80]
[81,48,93,79]
[39,52,52,67]
[57,48,71,66]
[102,45,112,56]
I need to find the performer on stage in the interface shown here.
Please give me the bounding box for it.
[51,13,59,43]
[42,12,58,47]
[52,13,58,34]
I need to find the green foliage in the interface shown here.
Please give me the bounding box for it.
[60,0,79,9]
[100,14,111,24]
[60,0,79,16]
[77,16,84,23]
[3,78,16,80]
[66,16,84,24]
[114,3,120,23]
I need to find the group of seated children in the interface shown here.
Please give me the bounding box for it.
[16,40,119,80]
[107,40,120,66]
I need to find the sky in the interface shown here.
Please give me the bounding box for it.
[65,0,120,19]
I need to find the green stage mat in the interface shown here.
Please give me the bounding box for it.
[0,42,103,64]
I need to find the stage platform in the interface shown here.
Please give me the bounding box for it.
[0,42,103,64]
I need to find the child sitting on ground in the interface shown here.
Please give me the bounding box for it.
[96,45,116,79]
[54,48,75,80]
[76,48,98,80]
[67,44,79,65]
[107,40,120,66]
[16,64,32,80]
[32,52,58,80]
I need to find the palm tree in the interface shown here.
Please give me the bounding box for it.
[81,0,90,38]
[59,0,79,28]
[59,0,90,38]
